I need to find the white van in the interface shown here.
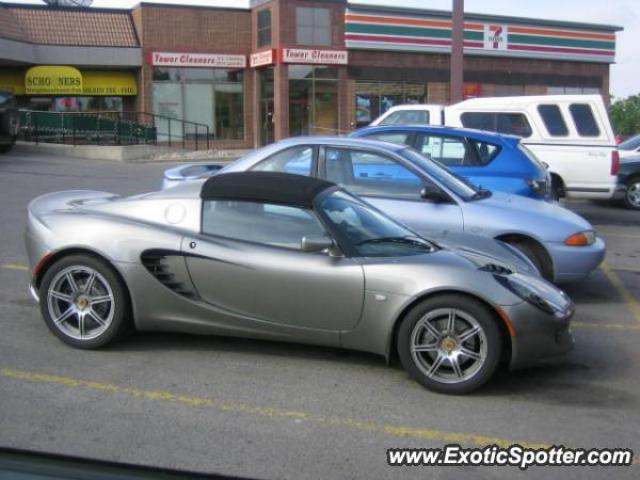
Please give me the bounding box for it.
[371,95,620,200]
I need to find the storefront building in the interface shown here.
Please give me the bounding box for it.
[0,0,621,148]
[0,4,140,113]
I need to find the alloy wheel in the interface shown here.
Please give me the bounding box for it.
[626,181,640,209]
[410,308,487,384]
[46,265,115,341]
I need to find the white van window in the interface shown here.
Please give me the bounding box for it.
[569,104,600,137]
[460,112,533,138]
[364,132,411,145]
[379,110,430,125]
[538,105,569,137]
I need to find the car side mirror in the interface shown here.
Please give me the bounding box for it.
[301,235,336,254]
[420,184,448,203]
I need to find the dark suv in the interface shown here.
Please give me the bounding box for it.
[0,90,19,154]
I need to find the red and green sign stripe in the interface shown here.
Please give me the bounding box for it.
[345,11,616,62]
[346,22,484,42]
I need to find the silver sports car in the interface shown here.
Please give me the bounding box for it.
[25,172,575,394]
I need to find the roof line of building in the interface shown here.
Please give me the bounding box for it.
[0,1,250,13]
[346,4,623,33]
[0,0,623,32]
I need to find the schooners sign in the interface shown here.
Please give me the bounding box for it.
[281,48,348,65]
[151,51,247,68]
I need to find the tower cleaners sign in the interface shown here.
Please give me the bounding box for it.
[151,52,247,68]
[281,48,348,65]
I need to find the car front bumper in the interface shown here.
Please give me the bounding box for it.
[545,237,606,284]
[504,300,575,370]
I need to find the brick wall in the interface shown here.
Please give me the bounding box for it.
[135,4,254,148]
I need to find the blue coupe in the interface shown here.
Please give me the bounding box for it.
[351,125,550,200]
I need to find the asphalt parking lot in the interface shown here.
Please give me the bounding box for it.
[0,149,639,479]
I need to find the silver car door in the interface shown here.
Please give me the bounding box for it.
[322,147,464,237]
[184,201,364,332]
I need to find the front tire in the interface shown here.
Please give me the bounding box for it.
[623,177,640,210]
[39,254,131,349]
[397,295,502,394]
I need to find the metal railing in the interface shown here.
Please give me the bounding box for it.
[19,110,213,150]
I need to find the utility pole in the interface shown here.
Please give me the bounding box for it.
[450,0,464,103]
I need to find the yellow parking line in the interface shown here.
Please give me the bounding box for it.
[1,263,28,271]
[0,367,549,450]
[602,263,640,323]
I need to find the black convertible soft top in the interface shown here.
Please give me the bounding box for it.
[200,172,336,209]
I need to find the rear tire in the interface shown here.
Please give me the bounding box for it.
[623,177,640,210]
[397,294,502,395]
[39,254,131,349]
[549,176,564,201]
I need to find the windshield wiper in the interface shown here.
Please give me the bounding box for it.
[470,188,492,201]
[356,236,435,250]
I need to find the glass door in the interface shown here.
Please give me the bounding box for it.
[184,83,214,141]
[259,68,275,146]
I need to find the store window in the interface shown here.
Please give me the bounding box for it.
[289,66,338,136]
[493,85,525,97]
[547,86,601,95]
[257,9,272,48]
[354,82,426,128]
[296,6,331,46]
[152,67,244,141]
[27,97,123,112]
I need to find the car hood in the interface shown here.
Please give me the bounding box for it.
[429,231,540,277]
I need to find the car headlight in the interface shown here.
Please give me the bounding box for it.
[564,230,596,247]
[494,273,574,318]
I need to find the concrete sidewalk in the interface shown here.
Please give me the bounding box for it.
[12,141,250,163]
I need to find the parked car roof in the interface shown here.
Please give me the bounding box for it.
[200,172,336,208]
[355,124,522,145]
[271,135,409,151]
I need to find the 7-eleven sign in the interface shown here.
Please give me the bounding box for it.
[484,24,508,50]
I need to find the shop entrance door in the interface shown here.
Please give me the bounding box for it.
[261,99,274,146]
[259,68,275,146]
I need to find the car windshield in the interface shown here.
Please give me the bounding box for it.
[619,134,640,151]
[398,148,482,201]
[318,190,436,257]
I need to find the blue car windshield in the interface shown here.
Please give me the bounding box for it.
[399,148,480,201]
[318,190,436,257]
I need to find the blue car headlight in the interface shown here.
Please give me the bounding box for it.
[495,273,574,318]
